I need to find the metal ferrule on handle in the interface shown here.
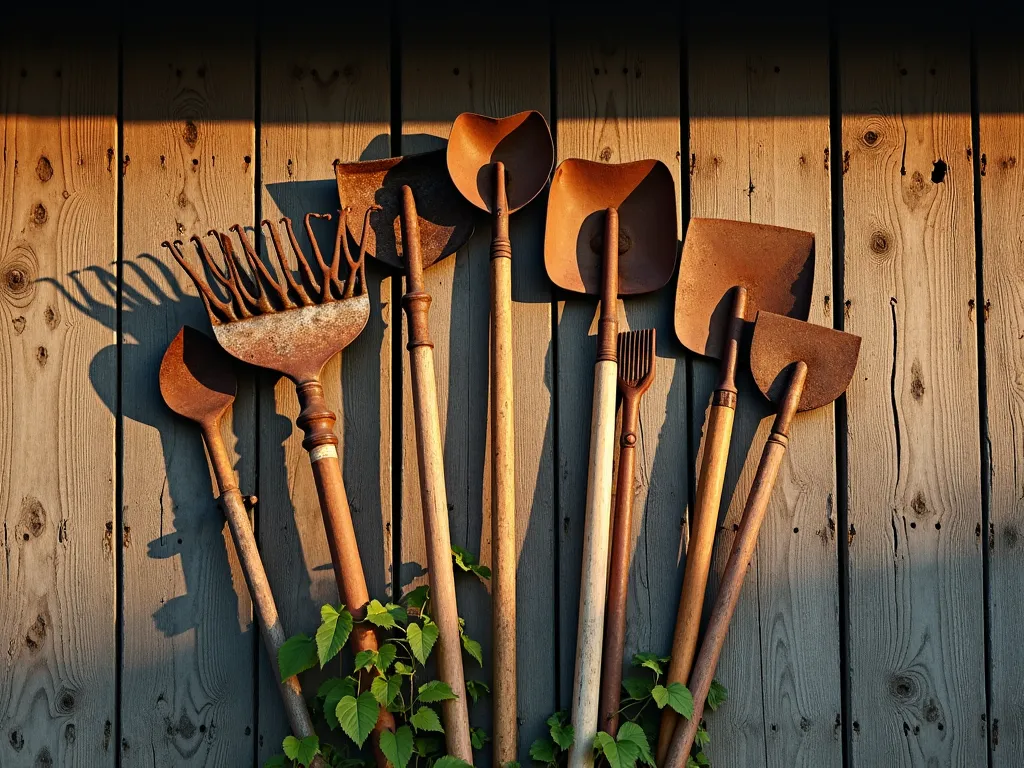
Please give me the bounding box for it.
[664,361,808,768]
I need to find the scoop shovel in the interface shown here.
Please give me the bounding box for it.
[544,158,677,768]
[447,111,554,761]
[336,151,476,762]
[663,311,860,767]
[159,326,326,768]
[658,217,815,760]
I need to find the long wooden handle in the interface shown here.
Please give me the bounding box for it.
[400,186,474,762]
[598,393,641,735]
[489,161,518,765]
[664,362,807,768]
[295,380,394,768]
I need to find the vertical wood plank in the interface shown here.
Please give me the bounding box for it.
[841,30,986,765]
[0,33,118,768]
[977,34,1024,767]
[400,14,556,760]
[688,20,842,767]
[121,29,257,765]
[258,19,392,764]
[554,14,685,712]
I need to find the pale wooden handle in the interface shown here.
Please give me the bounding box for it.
[490,247,518,764]
[407,343,475,762]
[657,402,735,761]
[568,359,619,768]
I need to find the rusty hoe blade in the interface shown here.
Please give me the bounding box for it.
[335,149,476,271]
[159,325,236,428]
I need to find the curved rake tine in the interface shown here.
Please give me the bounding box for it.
[263,219,313,307]
[211,229,261,317]
[230,224,287,312]
[163,239,237,322]
[304,212,334,302]
[347,206,375,299]
[190,233,252,319]
[330,208,354,298]
[282,216,322,300]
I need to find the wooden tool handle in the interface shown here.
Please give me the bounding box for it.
[664,362,807,768]
[295,380,395,767]
[488,160,519,765]
[400,187,474,762]
[598,392,642,735]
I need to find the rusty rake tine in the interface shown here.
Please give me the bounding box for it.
[163,239,236,322]
[282,216,322,300]
[304,212,334,302]
[262,219,308,308]
[327,208,349,299]
[229,224,281,313]
[347,205,377,299]
[210,229,258,318]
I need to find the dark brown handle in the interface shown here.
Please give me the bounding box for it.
[295,380,395,767]
[597,207,619,363]
[664,362,807,768]
[400,186,433,353]
[598,392,642,734]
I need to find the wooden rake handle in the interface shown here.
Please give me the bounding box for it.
[399,186,474,762]
[663,361,807,768]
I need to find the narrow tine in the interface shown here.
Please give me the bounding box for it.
[347,205,376,300]
[190,233,253,319]
[303,213,334,303]
[617,328,656,390]
[230,224,287,312]
[328,208,349,299]
[163,239,237,323]
[263,219,312,307]
[211,229,260,318]
[281,216,323,299]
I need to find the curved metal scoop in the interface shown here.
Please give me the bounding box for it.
[675,218,815,359]
[159,325,237,426]
[336,150,476,271]
[544,158,677,295]
[447,110,554,213]
[750,311,861,412]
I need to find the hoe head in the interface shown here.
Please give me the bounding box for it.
[750,311,861,412]
[675,218,815,359]
[447,110,554,214]
[335,149,476,271]
[544,158,677,295]
[160,326,237,427]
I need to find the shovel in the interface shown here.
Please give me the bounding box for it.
[658,218,815,760]
[447,111,554,761]
[159,326,327,768]
[544,158,677,768]
[336,151,477,762]
[663,311,860,767]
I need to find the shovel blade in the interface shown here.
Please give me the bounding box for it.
[159,326,237,425]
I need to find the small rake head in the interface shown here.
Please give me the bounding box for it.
[617,328,657,398]
[163,208,379,383]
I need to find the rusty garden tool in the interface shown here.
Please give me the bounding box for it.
[164,211,395,766]
[544,158,677,768]
[336,152,476,762]
[598,328,656,735]
[159,326,328,768]
[658,217,815,761]
[447,110,554,762]
[664,311,860,767]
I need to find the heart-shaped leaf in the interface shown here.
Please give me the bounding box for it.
[278,634,318,682]
[336,691,379,748]
[379,725,414,768]
[407,621,439,665]
[316,604,353,667]
[282,734,320,767]
[371,675,403,707]
[409,706,443,734]
[418,680,458,703]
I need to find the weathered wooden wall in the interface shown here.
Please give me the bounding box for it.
[0,10,1009,768]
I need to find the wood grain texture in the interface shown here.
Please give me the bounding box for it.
[976,35,1023,767]
[400,13,555,762]
[0,34,118,768]
[121,30,257,766]
[258,20,391,763]
[554,15,686,713]
[687,20,842,768]
[841,31,986,766]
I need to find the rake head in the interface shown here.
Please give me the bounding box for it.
[617,328,656,398]
[164,208,378,384]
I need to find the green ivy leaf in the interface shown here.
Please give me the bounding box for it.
[432,758,473,768]
[413,734,444,756]
[616,722,654,767]
[594,732,625,768]
[549,719,573,751]
[354,650,377,673]
[263,756,289,768]
[322,678,357,730]
[282,734,320,767]
[407,620,439,666]
[451,545,491,581]
[385,603,409,626]
[418,680,458,703]
[403,585,430,613]
[409,706,444,734]
[394,661,416,677]
[376,643,398,674]
[461,632,483,667]
[621,675,655,700]
[316,605,353,667]
[694,727,710,748]
[707,680,728,712]
[528,737,557,762]
[652,682,694,718]
[694,752,711,767]
[371,675,403,707]
[465,679,490,704]
[379,725,414,768]
[470,726,489,750]
[278,634,318,682]
[336,692,378,748]
[631,652,669,677]
[365,599,397,629]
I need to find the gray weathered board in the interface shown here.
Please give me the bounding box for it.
[0,13,1004,768]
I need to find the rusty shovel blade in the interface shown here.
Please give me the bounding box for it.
[159,325,237,426]
[675,218,815,359]
[750,311,861,412]
[335,149,476,271]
